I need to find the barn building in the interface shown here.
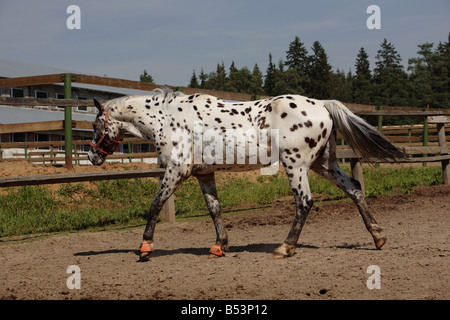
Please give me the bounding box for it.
[0,59,154,159]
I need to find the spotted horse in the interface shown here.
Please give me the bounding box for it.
[88,89,404,260]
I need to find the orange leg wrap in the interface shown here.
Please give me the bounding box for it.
[140,241,153,253]
[209,244,224,257]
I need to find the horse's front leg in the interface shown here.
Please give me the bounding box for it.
[140,167,185,260]
[195,173,229,257]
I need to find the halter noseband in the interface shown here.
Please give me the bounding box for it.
[90,107,122,156]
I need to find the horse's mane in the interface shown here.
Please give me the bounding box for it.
[103,87,184,111]
[153,87,185,103]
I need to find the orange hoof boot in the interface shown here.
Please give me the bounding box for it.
[209,244,224,258]
[139,241,154,260]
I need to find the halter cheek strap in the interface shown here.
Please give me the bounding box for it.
[90,107,122,155]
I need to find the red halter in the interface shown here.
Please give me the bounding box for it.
[90,107,122,155]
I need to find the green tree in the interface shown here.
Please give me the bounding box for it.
[199,69,207,89]
[206,62,228,90]
[271,59,290,95]
[330,69,351,102]
[140,69,154,83]
[188,70,200,88]
[264,53,278,96]
[251,64,265,95]
[226,61,239,92]
[353,47,372,104]
[285,36,309,73]
[373,38,408,106]
[229,66,253,93]
[408,43,434,107]
[285,36,311,95]
[309,41,332,99]
[431,35,450,108]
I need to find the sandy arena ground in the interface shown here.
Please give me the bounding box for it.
[0,161,449,300]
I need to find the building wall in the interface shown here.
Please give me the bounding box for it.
[0,84,123,115]
[0,83,154,155]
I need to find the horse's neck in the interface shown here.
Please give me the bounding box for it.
[113,98,160,141]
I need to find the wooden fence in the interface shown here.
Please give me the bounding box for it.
[1,73,449,223]
[337,115,450,193]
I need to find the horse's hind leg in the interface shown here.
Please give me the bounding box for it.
[311,146,387,249]
[196,173,228,257]
[274,165,313,258]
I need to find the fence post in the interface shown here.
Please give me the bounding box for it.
[63,73,73,170]
[422,105,429,167]
[376,105,383,169]
[50,145,54,164]
[127,141,132,162]
[428,115,450,185]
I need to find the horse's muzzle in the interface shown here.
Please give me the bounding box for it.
[88,150,105,166]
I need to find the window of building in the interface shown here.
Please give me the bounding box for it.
[10,132,26,142]
[77,96,88,112]
[10,88,25,98]
[58,135,65,151]
[121,143,131,154]
[34,91,48,99]
[56,93,65,110]
[139,144,150,153]
[80,137,91,152]
[35,134,50,150]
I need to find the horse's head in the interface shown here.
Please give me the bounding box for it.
[88,99,124,166]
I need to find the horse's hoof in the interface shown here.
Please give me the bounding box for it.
[272,252,286,259]
[209,244,225,257]
[139,251,152,261]
[374,236,387,250]
[370,225,387,250]
[273,243,296,258]
[139,241,154,260]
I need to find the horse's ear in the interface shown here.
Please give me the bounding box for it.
[93,99,104,113]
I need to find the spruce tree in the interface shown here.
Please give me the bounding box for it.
[285,36,311,95]
[353,47,372,104]
[373,38,408,106]
[408,43,434,107]
[285,36,309,73]
[309,41,332,99]
[251,64,265,95]
[188,70,200,88]
[140,69,154,83]
[229,66,253,93]
[432,35,450,108]
[199,69,207,89]
[214,62,228,90]
[264,53,277,96]
[330,69,350,102]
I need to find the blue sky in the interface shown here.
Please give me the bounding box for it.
[1,0,449,86]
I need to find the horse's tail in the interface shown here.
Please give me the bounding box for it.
[323,100,405,162]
